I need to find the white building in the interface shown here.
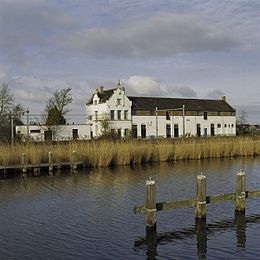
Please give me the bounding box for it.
[15,82,236,141]
[16,124,91,141]
[86,82,236,138]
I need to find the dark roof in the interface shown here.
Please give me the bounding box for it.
[128,96,235,112]
[86,89,116,105]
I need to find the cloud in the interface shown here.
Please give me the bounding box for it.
[171,86,197,97]
[62,13,239,58]
[207,89,225,99]
[125,76,197,98]
[126,76,165,96]
[0,0,75,64]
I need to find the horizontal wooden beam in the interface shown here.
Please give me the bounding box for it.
[134,189,260,215]
[206,193,236,204]
[157,199,196,211]
[247,190,260,198]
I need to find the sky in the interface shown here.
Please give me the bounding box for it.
[0,0,260,123]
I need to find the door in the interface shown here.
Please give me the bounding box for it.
[44,130,52,141]
[174,124,179,137]
[166,124,171,138]
[72,129,78,140]
[197,124,201,137]
[132,124,137,138]
[141,124,146,138]
[210,124,215,136]
[204,128,207,137]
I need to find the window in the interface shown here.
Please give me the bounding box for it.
[124,110,128,120]
[231,124,234,128]
[94,100,97,105]
[95,111,98,120]
[111,129,115,134]
[89,115,92,121]
[30,129,40,134]
[118,129,121,138]
[117,99,121,105]
[110,110,114,120]
[166,111,170,120]
[117,110,121,120]
[204,112,208,120]
[224,124,227,128]
[217,123,221,128]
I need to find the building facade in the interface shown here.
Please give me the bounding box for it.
[86,83,236,138]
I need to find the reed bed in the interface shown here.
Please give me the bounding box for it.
[1,136,260,168]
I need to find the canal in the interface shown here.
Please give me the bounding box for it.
[0,157,260,259]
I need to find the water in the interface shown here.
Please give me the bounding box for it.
[0,157,260,259]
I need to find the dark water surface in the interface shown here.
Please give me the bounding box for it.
[0,157,260,259]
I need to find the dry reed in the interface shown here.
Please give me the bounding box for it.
[1,136,260,168]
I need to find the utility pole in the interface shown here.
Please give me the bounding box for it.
[182,104,185,137]
[155,106,158,139]
[11,114,14,146]
[26,109,29,140]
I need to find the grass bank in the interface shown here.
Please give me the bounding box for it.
[1,136,260,168]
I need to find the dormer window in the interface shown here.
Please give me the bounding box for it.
[117,99,121,105]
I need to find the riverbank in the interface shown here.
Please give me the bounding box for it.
[1,136,260,169]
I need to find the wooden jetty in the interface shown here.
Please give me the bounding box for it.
[0,150,83,178]
[134,171,260,230]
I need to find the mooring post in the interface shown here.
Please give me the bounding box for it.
[48,151,53,174]
[72,150,77,171]
[195,173,206,219]
[146,177,157,230]
[21,153,27,174]
[235,170,245,212]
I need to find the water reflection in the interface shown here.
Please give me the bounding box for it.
[135,212,260,259]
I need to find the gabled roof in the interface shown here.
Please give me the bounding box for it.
[128,96,235,112]
[86,89,116,105]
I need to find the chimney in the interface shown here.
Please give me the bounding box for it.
[221,96,226,102]
[96,86,104,94]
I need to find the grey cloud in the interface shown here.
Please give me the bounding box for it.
[207,89,225,99]
[0,0,75,64]
[171,86,197,97]
[62,13,239,58]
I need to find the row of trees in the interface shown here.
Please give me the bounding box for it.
[0,82,73,142]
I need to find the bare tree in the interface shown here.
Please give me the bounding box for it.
[0,83,24,125]
[237,111,247,125]
[43,88,73,126]
[0,82,24,141]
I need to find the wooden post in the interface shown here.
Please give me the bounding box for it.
[195,173,206,219]
[72,150,77,171]
[146,177,156,229]
[21,153,27,174]
[48,151,53,174]
[235,170,245,212]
